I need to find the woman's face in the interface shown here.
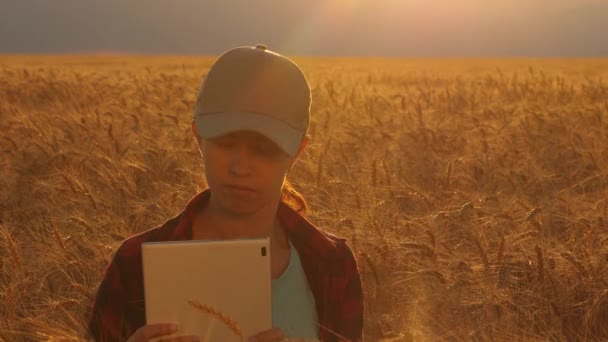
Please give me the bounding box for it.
[194,126,306,217]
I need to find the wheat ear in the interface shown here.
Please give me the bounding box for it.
[187,299,244,341]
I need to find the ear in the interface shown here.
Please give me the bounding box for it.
[288,134,310,171]
[191,120,201,144]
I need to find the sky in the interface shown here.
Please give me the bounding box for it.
[1,0,607,57]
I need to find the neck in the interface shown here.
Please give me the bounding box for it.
[192,193,289,248]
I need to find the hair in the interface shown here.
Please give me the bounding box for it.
[281,178,308,216]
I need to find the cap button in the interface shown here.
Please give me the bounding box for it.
[255,44,267,51]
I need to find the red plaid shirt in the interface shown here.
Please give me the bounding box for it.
[87,189,364,341]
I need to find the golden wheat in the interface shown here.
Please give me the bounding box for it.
[1,56,608,341]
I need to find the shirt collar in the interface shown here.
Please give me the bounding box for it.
[167,189,208,241]
[167,189,341,255]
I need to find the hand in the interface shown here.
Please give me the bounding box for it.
[247,328,286,342]
[127,323,200,342]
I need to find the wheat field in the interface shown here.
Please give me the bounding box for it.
[1,55,607,341]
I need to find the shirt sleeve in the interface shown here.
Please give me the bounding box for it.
[336,243,365,342]
[86,246,130,342]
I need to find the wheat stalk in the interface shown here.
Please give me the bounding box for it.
[316,157,324,188]
[425,229,436,251]
[371,159,377,187]
[400,242,435,259]
[1,224,21,269]
[525,207,542,222]
[52,224,65,251]
[382,160,391,187]
[59,173,78,193]
[474,236,490,277]
[496,236,506,264]
[460,202,474,222]
[445,161,452,188]
[560,252,588,278]
[187,299,244,341]
[535,245,544,283]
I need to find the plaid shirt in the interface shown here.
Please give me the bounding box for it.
[87,189,364,342]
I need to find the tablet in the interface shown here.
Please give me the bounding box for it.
[141,238,272,342]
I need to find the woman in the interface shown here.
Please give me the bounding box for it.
[87,44,364,342]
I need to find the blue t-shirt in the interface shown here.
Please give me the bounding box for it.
[271,239,320,339]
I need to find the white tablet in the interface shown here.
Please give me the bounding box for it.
[141,238,272,342]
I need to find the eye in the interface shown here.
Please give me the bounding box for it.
[253,141,283,158]
[209,136,236,149]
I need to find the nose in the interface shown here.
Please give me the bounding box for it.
[228,144,253,176]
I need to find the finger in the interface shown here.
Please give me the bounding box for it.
[248,328,285,342]
[138,323,179,340]
[157,336,200,342]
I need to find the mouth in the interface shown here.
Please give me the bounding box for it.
[224,184,256,192]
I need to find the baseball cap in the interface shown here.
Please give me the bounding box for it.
[193,44,311,157]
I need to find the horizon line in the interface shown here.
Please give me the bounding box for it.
[2,52,608,60]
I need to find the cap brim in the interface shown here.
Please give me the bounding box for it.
[194,112,303,156]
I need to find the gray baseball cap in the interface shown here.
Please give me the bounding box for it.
[193,44,311,156]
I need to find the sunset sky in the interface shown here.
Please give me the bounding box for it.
[1,0,607,57]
